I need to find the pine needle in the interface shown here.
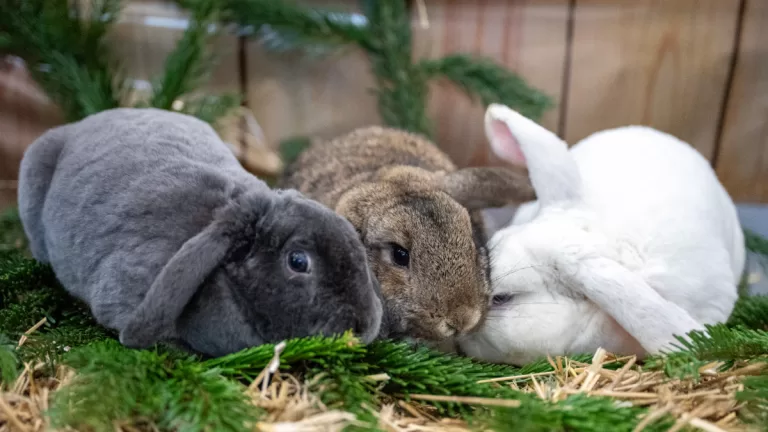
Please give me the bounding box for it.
[48,340,257,432]
[181,93,242,126]
[149,0,222,110]
[221,0,374,51]
[418,54,552,121]
[0,0,125,122]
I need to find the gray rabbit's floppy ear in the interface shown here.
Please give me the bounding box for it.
[439,166,536,210]
[118,213,235,349]
[568,256,704,354]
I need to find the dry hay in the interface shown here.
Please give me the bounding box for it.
[0,341,764,432]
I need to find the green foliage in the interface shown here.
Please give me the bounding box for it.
[363,0,430,136]
[219,0,551,140]
[0,0,238,125]
[481,393,675,432]
[0,0,125,121]
[0,333,19,386]
[419,54,553,121]
[222,0,374,50]
[48,340,257,432]
[728,294,768,330]
[0,251,69,335]
[644,324,768,380]
[181,94,243,126]
[0,248,109,370]
[279,136,313,166]
[0,208,27,254]
[149,0,222,110]
[737,374,768,425]
[51,332,671,431]
[745,229,768,258]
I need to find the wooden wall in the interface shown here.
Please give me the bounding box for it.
[1,0,767,211]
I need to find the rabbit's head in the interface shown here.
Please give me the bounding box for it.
[459,104,702,365]
[336,161,534,343]
[119,189,383,357]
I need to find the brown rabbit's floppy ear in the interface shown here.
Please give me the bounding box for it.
[439,166,536,210]
[118,215,234,349]
[335,182,390,234]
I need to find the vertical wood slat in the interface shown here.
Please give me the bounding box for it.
[715,0,768,203]
[245,1,380,147]
[564,0,741,161]
[412,0,570,168]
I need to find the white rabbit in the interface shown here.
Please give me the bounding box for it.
[459,104,745,365]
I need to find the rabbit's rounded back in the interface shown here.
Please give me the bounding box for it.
[18,108,382,357]
[280,126,535,342]
[460,104,742,365]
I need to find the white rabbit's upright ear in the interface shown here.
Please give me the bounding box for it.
[484,104,582,207]
[119,215,234,349]
[570,256,705,354]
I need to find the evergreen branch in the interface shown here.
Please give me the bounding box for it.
[150,0,222,110]
[745,229,768,280]
[74,0,123,69]
[366,0,431,137]
[0,250,108,370]
[180,93,242,126]
[418,54,552,121]
[0,208,27,254]
[221,0,374,51]
[279,136,313,166]
[728,295,768,331]
[0,0,125,122]
[204,331,366,379]
[644,324,768,379]
[482,394,675,432]
[49,340,257,432]
[43,52,124,120]
[0,333,19,386]
[737,374,768,426]
[745,229,768,258]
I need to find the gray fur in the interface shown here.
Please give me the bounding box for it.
[17,108,382,357]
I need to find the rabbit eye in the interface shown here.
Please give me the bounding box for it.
[288,251,311,273]
[390,244,410,267]
[492,293,514,307]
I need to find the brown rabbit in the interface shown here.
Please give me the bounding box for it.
[279,126,534,343]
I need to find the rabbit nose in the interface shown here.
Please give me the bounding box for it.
[453,309,483,335]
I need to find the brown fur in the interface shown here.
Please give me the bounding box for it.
[279,126,534,342]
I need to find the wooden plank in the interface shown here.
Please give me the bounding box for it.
[715,0,768,203]
[564,0,741,160]
[412,0,570,167]
[244,1,380,147]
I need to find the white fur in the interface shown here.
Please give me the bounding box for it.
[460,104,744,365]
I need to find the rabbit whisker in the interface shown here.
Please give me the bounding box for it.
[490,264,546,283]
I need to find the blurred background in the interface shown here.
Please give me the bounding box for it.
[1,0,766,291]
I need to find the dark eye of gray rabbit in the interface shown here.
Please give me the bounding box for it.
[390,243,410,268]
[287,250,311,273]
[491,293,514,307]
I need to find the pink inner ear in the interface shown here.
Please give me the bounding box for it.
[490,119,527,166]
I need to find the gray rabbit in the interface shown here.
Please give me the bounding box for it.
[17,108,383,357]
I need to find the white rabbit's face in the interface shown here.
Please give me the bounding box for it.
[460,217,643,365]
